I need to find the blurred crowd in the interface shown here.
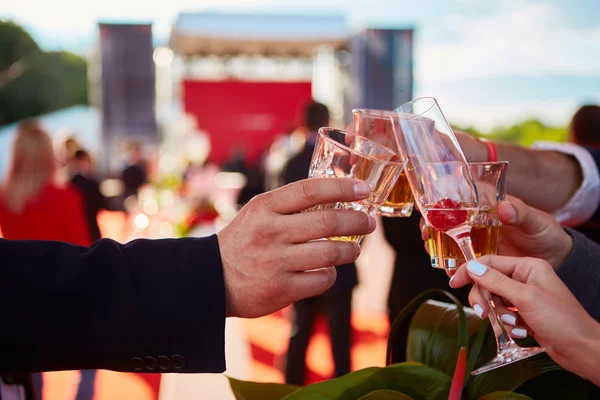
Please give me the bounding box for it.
[2,101,600,399]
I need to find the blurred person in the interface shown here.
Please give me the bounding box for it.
[569,104,600,146]
[450,256,600,387]
[68,149,109,242]
[565,105,600,243]
[59,136,82,166]
[1,178,376,374]
[120,138,148,200]
[282,101,356,385]
[0,121,92,399]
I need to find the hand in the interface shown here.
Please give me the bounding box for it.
[495,196,573,268]
[419,195,574,269]
[450,256,600,384]
[217,178,376,318]
[455,131,488,162]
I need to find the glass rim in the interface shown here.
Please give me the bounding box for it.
[393,97,438,117]
[317,127,406,166]
[351,108,394,120]
[468,161,509,166]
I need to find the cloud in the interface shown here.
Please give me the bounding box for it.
[416,2,600,84]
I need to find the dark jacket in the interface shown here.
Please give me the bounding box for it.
[70,173,108,242]
[0,235,226,374]
[558,228,600,321]
[282,142,358,293]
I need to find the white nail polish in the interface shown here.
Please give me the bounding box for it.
[512,327,527,338]
[473,304,484,319]
[501,314,517,325]
[467,260,488,276]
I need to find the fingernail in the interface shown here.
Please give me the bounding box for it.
[368,215,377,231]
[506,203,517,224]
[467,260,488,276]
[354,182,370,197]
[448,275,455,288]
[512,327,528,338]
[473,304,484,319]
[501,314,517,325]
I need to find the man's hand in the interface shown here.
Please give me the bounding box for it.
[455,131,488,162]
[217,178,376,318]
[495,196,573,269]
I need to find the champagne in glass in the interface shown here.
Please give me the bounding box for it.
[392,97,545,375]
[429,162,507,273]
[308,128,405,244]
[351,109,415,217]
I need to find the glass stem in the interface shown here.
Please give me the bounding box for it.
[455,234,516,353]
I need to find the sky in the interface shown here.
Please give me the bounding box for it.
[2,0,600,129]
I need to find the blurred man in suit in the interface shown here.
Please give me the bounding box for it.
[69,149,108,242]
[283,102,357,385]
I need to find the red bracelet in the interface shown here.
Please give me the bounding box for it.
[480,138,498,162]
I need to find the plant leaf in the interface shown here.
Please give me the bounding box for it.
[406,299,482,378]
[387,289,469,368]
[227,376,300,400]
[478,392,532,400]
[284,362,451,400]
[358,389,415,399]
[465,319,489,377]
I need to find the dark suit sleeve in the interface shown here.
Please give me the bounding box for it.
[557,228,600,322]
[0,235,226,374]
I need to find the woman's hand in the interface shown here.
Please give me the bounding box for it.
[450,256,600,385]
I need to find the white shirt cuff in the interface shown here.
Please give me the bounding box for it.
[531,141,600,226]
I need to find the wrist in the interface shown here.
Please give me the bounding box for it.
[574,320,600,386]
[480,138,498,162]
[552,229,575,269]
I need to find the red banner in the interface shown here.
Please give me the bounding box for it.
[182,79,313,164]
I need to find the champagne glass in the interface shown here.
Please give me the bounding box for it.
[350,109,415,217]
[391,97,545,375]
[307,127,405,245]
[428,161,508,275]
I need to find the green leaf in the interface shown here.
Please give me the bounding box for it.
[406,299,482,378]
[465,320,490,377]
[387,289,469,370]
[284,362,451,400]
[227,376,300,400]
[359,389,415,400]
[479,392,532,400]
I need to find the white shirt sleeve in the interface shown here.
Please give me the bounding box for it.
[531,141,600,226]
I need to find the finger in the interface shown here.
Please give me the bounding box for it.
[283,241,361,271]
[498,196,548,234]
[278,209,376,243]
[463,259,529,307]
[420,218,428,241]
[287,267,337,302]
[260,178,371,215]
[449,264,472,288]
[468,286,487,319]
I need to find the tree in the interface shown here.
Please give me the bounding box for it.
[0,20,88,126]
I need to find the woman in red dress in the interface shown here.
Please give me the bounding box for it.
[0,121,93,400]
